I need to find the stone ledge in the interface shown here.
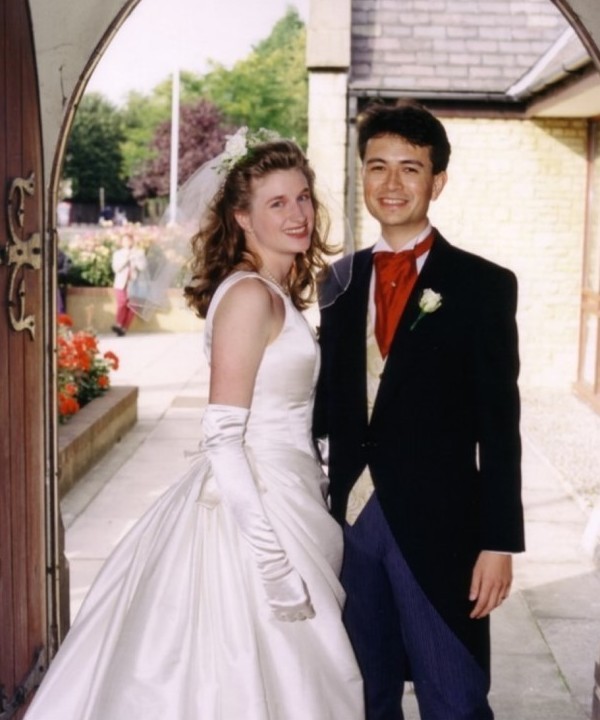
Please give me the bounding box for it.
[58,385,138,499]
[66,287,204,334]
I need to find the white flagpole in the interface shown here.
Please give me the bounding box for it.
[168,68,180,225]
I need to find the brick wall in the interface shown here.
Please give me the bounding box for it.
[355,116,588,389]
[350,0,569,94]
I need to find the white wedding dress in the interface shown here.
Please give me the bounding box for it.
[25,271,364,720]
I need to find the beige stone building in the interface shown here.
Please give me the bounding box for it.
[307,0,600,408]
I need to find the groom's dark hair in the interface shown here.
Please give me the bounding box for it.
[357,99,451,174]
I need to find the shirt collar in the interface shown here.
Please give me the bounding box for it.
[372,223,433,254]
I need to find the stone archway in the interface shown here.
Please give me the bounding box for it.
[553,0,600,66]
[31,0,142,668]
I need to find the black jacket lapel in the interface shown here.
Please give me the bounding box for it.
[330,247,373,430]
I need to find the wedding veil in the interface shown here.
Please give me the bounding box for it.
[127,128,252,320]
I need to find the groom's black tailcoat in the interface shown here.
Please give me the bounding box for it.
[315,231,525,674]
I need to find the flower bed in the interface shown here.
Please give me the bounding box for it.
[57,314,119,423]
[56,313,136,496]
[59,224,188,289]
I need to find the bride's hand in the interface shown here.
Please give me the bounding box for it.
[261,565,315,622]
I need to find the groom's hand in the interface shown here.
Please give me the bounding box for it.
[468,551,513,619]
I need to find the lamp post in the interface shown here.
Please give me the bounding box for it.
[167,68,180,226]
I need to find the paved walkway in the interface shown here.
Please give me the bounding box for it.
[61,330,600,720]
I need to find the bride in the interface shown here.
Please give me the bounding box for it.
[24,130,364,720]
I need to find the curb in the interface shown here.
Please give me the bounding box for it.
[57,385,138,498]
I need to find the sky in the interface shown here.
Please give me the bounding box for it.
[86,0,309,105]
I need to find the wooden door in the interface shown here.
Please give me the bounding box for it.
[0,0,48,717]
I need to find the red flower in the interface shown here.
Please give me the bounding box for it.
[58,314,73,327]
[58,392,80,418]
[56,320,118,421]
[103,351,119,371]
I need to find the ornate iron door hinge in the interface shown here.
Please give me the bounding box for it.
[0,173,42,339]
[0,646,47,719]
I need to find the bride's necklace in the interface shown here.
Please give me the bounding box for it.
[261,266,289,295]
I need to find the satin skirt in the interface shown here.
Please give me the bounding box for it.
[25,449,364,720]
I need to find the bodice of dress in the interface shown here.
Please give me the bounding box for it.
[204,271,320,458]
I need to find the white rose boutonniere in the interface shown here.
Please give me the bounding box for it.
[410,288,443,331]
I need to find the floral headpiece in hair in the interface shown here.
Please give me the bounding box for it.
[215,126,281,176]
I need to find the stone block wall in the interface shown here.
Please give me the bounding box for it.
[307,72,352,253]
[349,0,570,94]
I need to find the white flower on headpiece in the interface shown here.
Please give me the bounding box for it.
[215,126,281,176]
[224,127,249,159]
[215,127,249,175]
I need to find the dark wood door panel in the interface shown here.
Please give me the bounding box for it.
[1,0,47,717]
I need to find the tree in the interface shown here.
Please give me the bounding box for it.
[195,8,308,146]
[119,7,308,202]
[64,93,131,204]
[120,91,170,182]
[120,72,216,181]
[128,99,234,201]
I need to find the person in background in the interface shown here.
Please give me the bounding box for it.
[111,232,146,336]
[57,248,71,314]
[114,207,127,226]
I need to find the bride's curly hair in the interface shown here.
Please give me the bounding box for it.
[184,139,335,317]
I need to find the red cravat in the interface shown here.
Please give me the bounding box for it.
[373,232,434,357]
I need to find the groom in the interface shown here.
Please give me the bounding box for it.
[315,99,525,719]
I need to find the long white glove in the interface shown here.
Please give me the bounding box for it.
[202,403,315,622]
